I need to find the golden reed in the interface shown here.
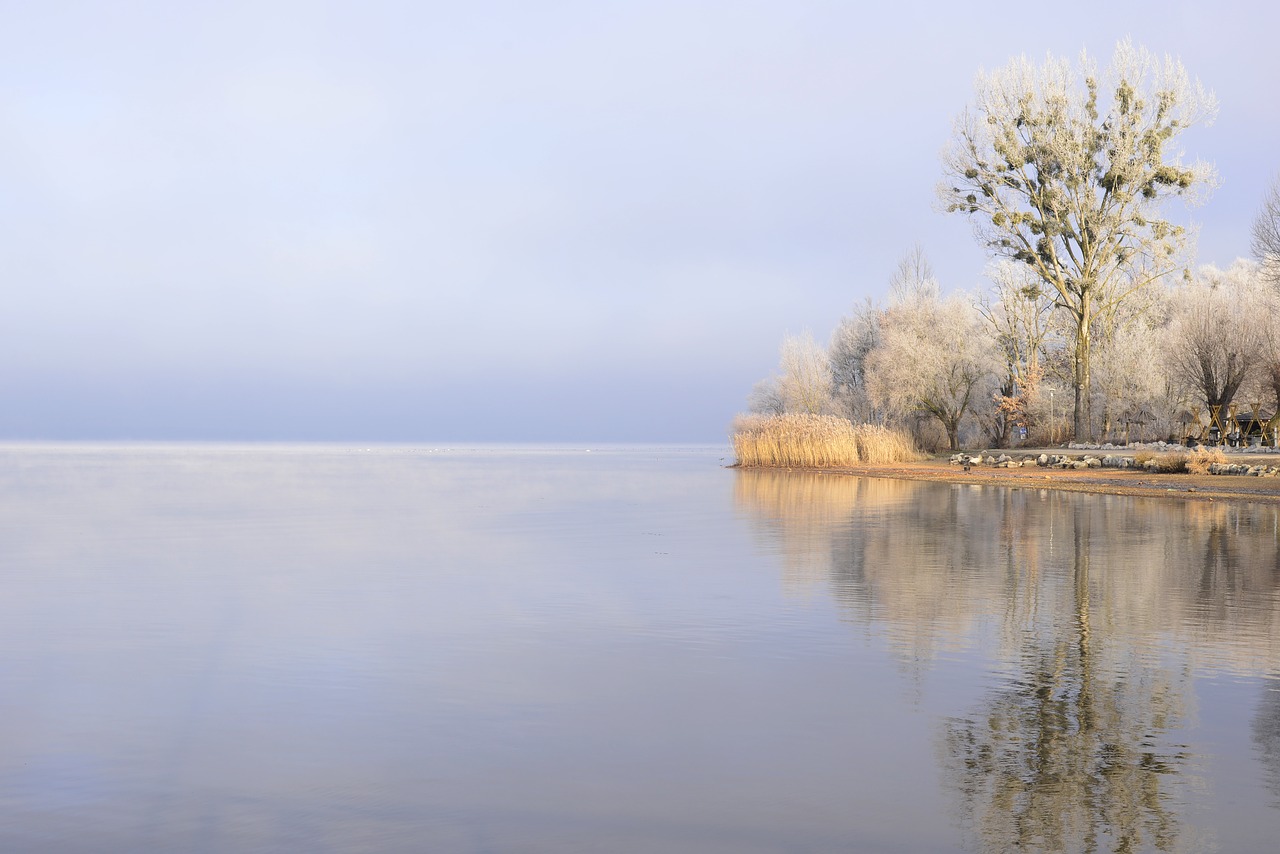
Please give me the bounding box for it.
[1134,448,1193,473]
[732,414,922,468]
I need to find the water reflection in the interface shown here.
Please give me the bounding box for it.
[4,446,1277,850]
[735,470,1280,851]
[943,506,1192,853]
[1256,684,1280,807]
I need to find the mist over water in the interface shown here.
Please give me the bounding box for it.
[3,445,1279,851]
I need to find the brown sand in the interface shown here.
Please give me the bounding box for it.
[773,458,1280,505]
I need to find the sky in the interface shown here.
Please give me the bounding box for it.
[2,0,1277,443]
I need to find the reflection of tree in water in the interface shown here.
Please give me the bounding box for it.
[1191,507,1280,653]
[731,470,910,597]
[733,470,993,663]
[944,512,1191,853]
[736,469,1280,674]
[734,472,1280,852]
[1253,683,1280,806]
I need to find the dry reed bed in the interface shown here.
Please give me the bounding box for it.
[1133,447,1227,474]
[733,414,922,467]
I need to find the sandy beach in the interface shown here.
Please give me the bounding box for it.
[777,451,1280,504]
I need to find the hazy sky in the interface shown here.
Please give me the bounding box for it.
[2,0,1277,442]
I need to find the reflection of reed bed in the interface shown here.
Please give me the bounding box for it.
[733,468,919,522]
[732,414,921,467]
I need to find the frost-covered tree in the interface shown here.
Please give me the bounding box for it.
[828,298,883,423]
[829,248,939,425]
[941,40,1218,441]
[1247,257,1280,413]
[750,332,833,416]
[866,293,997,451]
[1165,260,1273,424]
[776,332,833,415]
[1255,175,1280,287]
[746,377,786,416]
[888,244,941,305]
[1091,303,1168,442]
[1077,270,1171,440]
[976,261,1056,444]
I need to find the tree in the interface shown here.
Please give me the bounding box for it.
[746,377,786,416]
[1254,175,1280,287]
[828,298,883,423]
[888,244,941,305]
[866,292,997,451]
[945,510,1191,853]
[1089,281,1168,441]
[1248,182,1280,409]
[940,40,1218,441]
[1091,305,1167,442]
[1260,300,1280,414]
[1165,261,1272,428]
[1254,676,1280,808]
[976,261,1055,445]
[829,248,938,425]
[749,332,833,416]
[777,332,833,415]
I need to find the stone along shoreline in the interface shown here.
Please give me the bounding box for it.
[802,447,1280,504]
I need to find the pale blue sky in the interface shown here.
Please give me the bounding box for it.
[2,0,1276,441]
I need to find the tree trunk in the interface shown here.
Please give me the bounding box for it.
[994,378,1015,448]
[1073,298,1093,441]
[1202,353,1248,443]
[943,415,960,451]
[1204,393,1234,444]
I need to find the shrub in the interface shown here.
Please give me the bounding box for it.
[1185,446,1227,475]
[1131,449,1188,472]
[1152,451,1190,473]
[732,414,921,468]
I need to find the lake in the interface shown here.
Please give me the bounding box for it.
[2,443,1278,852]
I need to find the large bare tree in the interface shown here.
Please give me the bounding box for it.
[1255,175,1280,287]
[1165,261,1272,425]
[940,40,1217,440]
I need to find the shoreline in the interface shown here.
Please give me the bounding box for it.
[735,457,1280,505]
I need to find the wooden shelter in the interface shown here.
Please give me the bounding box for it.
[1118,405,1155,445]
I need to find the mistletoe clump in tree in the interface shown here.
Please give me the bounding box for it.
[941,40,1217,440]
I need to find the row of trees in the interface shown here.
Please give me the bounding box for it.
[747,42,1280,451]
[750,236,1280,451]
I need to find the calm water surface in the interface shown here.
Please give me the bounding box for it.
[2,444,1279,852]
